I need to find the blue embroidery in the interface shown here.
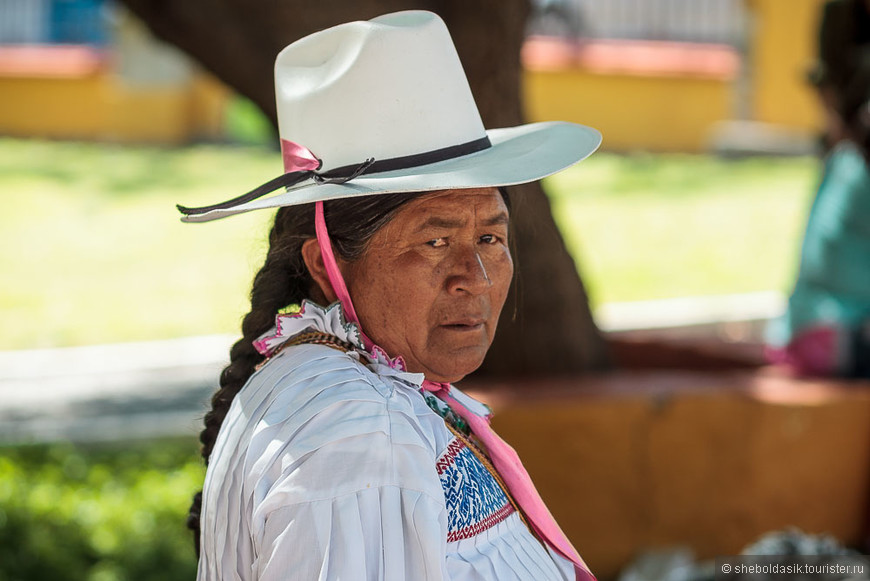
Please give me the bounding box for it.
[436,437,514,541]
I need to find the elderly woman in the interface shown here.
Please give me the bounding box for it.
[181,11,600,581]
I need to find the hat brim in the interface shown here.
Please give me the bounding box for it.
[182,121,601,222]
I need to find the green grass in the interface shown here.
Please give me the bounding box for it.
[0,139,277,349]
[0,138,820,350]
[547,152,819,305]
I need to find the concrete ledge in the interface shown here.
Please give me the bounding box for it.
[465,371,870,580]
[0,335,234,443]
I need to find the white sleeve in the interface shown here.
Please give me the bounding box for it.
[254,485,447,580]
[243,355,451,581]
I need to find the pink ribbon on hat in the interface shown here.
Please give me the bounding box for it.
[281,139,321,173]
[314,199,594,581]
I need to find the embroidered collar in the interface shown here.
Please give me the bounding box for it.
[253,301,492,426]
[253,300,423,384]
[253,300,362,356]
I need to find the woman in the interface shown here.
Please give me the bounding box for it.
[766,0,870,377]
[180,11,600,580]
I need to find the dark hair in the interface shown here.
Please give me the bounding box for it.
[187,187,511,555]
[833,54,870,162]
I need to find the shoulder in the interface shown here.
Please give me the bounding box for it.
[198,345,451,572]
[213,344,448,504]
[820,144,870,205]
[244,344,438,446]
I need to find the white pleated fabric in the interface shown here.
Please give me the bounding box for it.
[198,304,575,580]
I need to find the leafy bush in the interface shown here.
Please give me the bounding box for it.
[0,439,204,581]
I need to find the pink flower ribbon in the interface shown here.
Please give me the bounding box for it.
[281,139,321,173]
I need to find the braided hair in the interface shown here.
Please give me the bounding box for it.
[187,192,425,554]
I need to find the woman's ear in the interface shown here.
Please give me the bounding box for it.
[301,238,339,304]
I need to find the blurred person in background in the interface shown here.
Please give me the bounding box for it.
[765,0,870,378]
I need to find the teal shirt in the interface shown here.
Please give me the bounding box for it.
[769,142,870,345]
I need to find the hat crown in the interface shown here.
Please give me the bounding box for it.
[275,11,487,172]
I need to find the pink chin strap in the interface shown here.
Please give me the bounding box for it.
[314,201,373,351]
[313,200,594,581]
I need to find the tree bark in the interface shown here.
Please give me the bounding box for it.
[118,0,610,376]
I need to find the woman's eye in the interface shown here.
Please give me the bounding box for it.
[426,238,447,248]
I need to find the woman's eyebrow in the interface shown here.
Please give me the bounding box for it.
[483,213,510,227]
[414,212,509,232]
[416,217,465,231]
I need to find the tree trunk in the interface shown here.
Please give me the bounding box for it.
[118,0,611,376]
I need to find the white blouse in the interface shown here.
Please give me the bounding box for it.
[198,302,575,580]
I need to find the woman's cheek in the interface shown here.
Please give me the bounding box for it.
[489,247,514,282]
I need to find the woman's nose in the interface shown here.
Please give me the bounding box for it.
[447,250,493,295]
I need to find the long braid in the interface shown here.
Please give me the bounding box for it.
[187,204,313,554]
[186,191,446,556]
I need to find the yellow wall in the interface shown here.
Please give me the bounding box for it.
[523,68,733,152]
[8,57,730,151]
[0,69,228,144]
[745,0,826,131]
[525,0,830,152]
[0,74,108,140]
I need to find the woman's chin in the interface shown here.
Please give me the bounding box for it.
[419,352,487,384]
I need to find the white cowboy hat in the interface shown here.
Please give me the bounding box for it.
[178,10,601,222]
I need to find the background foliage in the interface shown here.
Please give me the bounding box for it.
[0,439,202,581]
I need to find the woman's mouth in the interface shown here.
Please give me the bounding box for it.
[441,320,485,331]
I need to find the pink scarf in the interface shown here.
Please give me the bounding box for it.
[314,200,595,580]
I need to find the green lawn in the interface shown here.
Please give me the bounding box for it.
[0,138,819,350]
[548,152,819,306]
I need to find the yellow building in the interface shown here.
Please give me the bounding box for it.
[523,0,827,152]
[522,37,740,152]
[0,0,831,150]
[0,8,227,144]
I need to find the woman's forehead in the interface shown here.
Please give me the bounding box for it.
[398,187,509,226]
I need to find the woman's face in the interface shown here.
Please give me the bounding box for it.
[342,187,513,383]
